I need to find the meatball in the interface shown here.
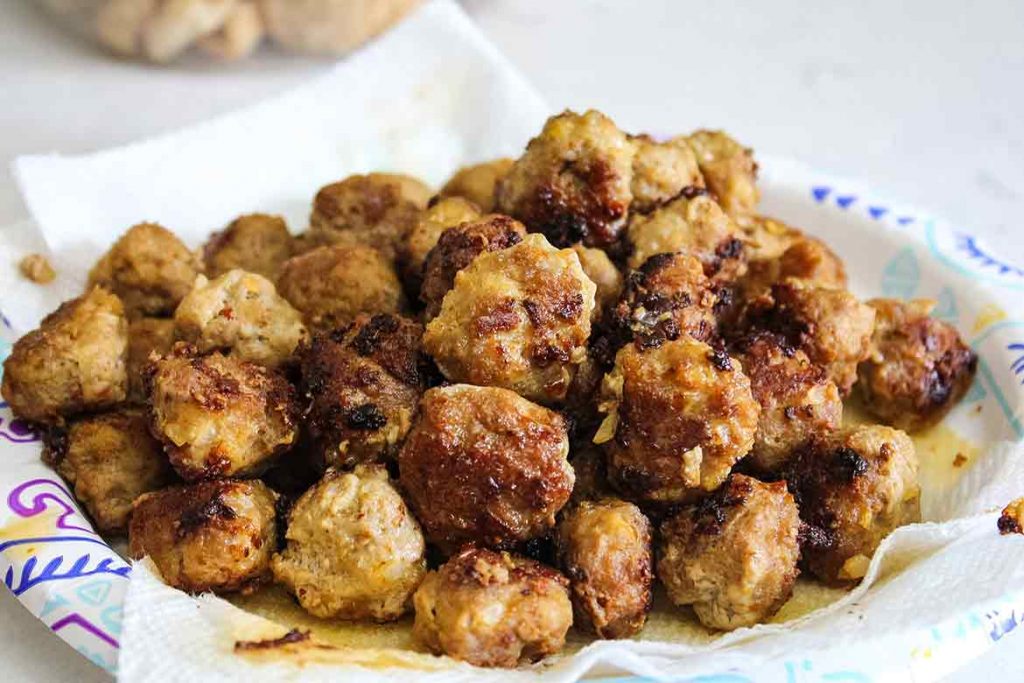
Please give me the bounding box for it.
[276,244,405,331]
[556,499,652,638]
[399,196,481,294]
[203,213,294,280]
[125,316,176,403]
[43,408,174,534]
[596,337,759,504]
[857,298,978,432]
[567,441,613,504]
[145,345,299,480]
[571,244,623,321]
[687,130,760,217]
[423,234,596,404]
[271,465,426,621]
[496,109,636,248]
[629,134,704,213]
[786,425,920,584]
[398,384,573,552]
[439,158,514,213]
[129,479,277,594]
[1,287,128,423]
[412,547,572,667]
[173,269,307,367]
[736,215,802,263]
[658,474,800,630]
[300,314,427,468]
[742,236,847,302]
[419,214,527,320]
[88,222,201,318]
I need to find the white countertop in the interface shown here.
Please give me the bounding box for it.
[1,0,1021,680]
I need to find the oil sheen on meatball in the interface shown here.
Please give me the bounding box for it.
[125,316,175,403]
[629,134,704,213]
[399,196,481,295]
[686,130,760,217]
[439,158,514,213]
[203,213,294,280]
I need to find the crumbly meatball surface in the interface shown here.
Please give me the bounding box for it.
[146,345,299,480]
[126,316,176,403]
[399,196,481,294]
[596,337,759,504]
[786,425,920,584]
[43,408,174,534]
[571,244,623,321]
[88,222,201,318]
[203,213,294,280]
[858,298,978,432]
[741,235,847,302]
[1,287,128,423]
[658,474,800,630]
[556,498,652,638]
[629,134,704,213]
[423,233,596,404]
[129,479,277,594]
[398,385,573,552]
[271,465,426,621]
[174,269,307,368]
[439,158,514,213]
[736,215,802,263]
[412,547,572,668]
[687,130,760,217]
[496,109,636,248]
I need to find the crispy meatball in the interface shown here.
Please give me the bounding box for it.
[300,314,427,468]
[596,337,759,504]
[556,499,652,638]
[742,236,847,302]
[412,547,572,667]
[423,234,596,404]
[129,479,277,594]
[496,109,636,248]
[203,213,294,280]
[399,196,481,294]
[658,474,799,630]
[271,465,426,621]
[174,269,307,367]
[125,316,176,403]
[276,244,405,331]
[398,385,573,552]
[439,158,514,213]
[88,222,201,318]
[858,299,978,432]
[1,287,128,423]
[786,425,920,584]
[146,345,299,480]
[43,408,174,534]
[571,244,623,321]
[629,134,704,213]
[736,215,802,263]
[687,130,760,217]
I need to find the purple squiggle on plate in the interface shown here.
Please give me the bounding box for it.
[0,415,41,444]
[7,478,96,534]
[50,613,119,649]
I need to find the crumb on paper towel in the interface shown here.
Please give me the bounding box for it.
[997,498,1024,535]
[953,453,968,468]
[18,253,56,284]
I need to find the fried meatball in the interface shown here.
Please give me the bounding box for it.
[146,345,299,480]
[742,236,848,303]
[203,213,294,280]
[439,158,514,213]
[736,215,802,263]
[43,408,174,534]
[1,287,128,423]
[398,385,573,552]
[129,479,277,594]
[571,244,623,321]
[412,547,572,667]
[496,109,636,248]
[271,465,426,621]
[786,425,920,584]
[658,474,799,630]
[595,337,759,504]
[399,196,481,294]
[300,314,427,468]
[629,134,704,213]
[276,244,405,331]
[556,499,652,638]
[125,316,176,403]
[173,269,307,367]
[687,130,760,217]
[88,222,201,318]
[858,299,978,432]
[419,214,528,320]
[567,441,613,504]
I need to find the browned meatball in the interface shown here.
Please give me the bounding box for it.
[1,287,128,423]
[300,314,427,468]
[203,213,294,280]
[658,474,800,630]
[687,130,760,217]
[741,235,847,302]
[419,214,527,320]
[556,499,652,638]
[412,547,572,667]
[423,234,596,404]
[125,316,175,403]
[439,158,514,213]
[271,465,426,621]
[629,134,704,213]
[736,215,802,263]
[571,243,623,321]
[145,345,299,480]
[276,244,405,331]
[567,441,613,504]
[496,109,636,248]
[399,196,481,294]
[43,408,174,534]
[88,222,201,318]
[398,384,573,552]
[858,298,978,432]
[786,425,920,584]
[129,479,277,594]
[596,337,759,504]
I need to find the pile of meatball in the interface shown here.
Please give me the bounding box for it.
[1,109,978,669]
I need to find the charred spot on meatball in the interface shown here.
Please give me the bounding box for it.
[399,196,481,297]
